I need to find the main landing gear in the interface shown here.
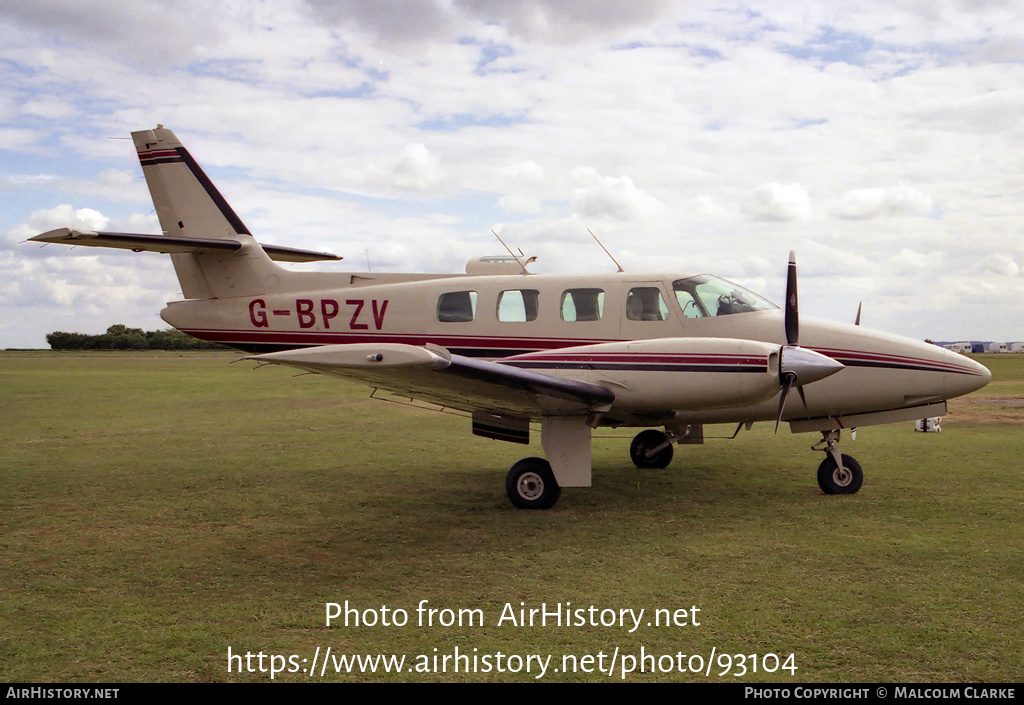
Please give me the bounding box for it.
[505,458,561,509]
[503,427,864,508]
[629,429,674,469]
[812,430,863,494]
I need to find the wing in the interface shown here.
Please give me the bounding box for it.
[29,228,342,263]
[247,343,616,417]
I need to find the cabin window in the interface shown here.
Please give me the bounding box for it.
[496,289,539,322]
[626,287,669,321]
[672,276,776,318]
[437,291,478,322]
[560,288,604,322]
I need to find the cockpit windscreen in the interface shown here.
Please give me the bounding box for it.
[673,275,778,319]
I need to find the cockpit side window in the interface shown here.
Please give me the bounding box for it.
[672,276,776,318]
[675,290,703,319]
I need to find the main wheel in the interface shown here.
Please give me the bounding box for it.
[630,429,673,469]
[816,454,863,494]
[506,458,561,509]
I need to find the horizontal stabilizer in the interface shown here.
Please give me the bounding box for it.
[259,242,343,263]
[29,229,342,262]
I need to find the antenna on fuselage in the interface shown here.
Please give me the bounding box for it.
[588,228,624,273]
[491,230,530,274]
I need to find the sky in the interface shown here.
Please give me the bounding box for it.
[1,0,1022,348]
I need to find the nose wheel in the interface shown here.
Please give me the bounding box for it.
[816,453,863,494]
[812,430,863,494]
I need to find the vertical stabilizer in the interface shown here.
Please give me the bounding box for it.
[132,126,280,299]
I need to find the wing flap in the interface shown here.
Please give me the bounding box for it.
[248,343,616,417]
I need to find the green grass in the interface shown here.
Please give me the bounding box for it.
[1,352,1021,682]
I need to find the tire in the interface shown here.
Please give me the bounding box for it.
[506,458,561,509]
[629,429,673,469]
[817,454,863,494]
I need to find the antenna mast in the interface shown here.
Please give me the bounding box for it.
[588,229,624,273]
[491,230,529,274]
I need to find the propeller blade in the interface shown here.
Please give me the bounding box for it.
[785,251,798,346]
[775,371,797,433]
[855,301,862,326]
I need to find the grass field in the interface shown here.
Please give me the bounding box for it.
[1,351,1021,682]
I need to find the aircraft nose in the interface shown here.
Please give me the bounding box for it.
[944,352,991,399]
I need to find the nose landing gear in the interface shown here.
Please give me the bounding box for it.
[812,430,863,494]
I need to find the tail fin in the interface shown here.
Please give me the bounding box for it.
[133,126,251,241]
[30,126,341,299]
[132,126,278,300]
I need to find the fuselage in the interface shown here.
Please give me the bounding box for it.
[161,269,991,428]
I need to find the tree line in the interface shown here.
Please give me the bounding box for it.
[46,324,227,350]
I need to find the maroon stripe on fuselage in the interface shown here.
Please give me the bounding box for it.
[177,327,614,352]
[177,327,979,375]
[811,346,983,376]
[507,351,767,365]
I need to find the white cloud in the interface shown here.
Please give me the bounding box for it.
[829,186,933,220]
[572,171,663,221]
[977,253,1020,278]
[497,193,542,214]
[692,195,727,217]
[0,128,42,152]
[389,143,442,191]
[741,183,812,222]
[889,248,945,275]
[2,1,1024,345]
[30,204,109,233]
[304,0,674,44]
[499,161,545,182]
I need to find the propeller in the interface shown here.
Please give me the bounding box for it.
[785,250,799,346]
[774,251,845,432]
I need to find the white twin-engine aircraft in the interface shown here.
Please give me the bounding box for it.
[32,126,991,509]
